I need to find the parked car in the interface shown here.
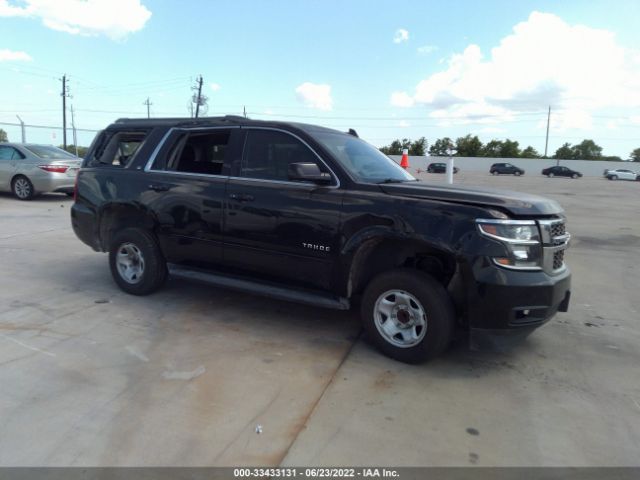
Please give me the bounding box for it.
[0,143,82,200]
[427,162,459,174]
[490,163,524,176]
[541,166,582,179]
[604,169,639,181]
[72,116,571,363]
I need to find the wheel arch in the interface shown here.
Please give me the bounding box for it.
[97,203,158,251]
[342,233,458,299]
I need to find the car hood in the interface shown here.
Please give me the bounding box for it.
[379,182,564,216]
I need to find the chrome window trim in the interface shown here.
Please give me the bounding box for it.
[241,127,340,189]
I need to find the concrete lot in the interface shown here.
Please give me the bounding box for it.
[0,171,639,466]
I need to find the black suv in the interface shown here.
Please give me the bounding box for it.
[490,163,524,176]
[427,162,459,174]
[542,165,582,178]
[71,116,571,363]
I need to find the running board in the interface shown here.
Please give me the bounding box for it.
[168,264,350,310]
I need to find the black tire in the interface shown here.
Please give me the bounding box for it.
[548,173,554,178]
[361,269,454,363]
[12,175,35,200]
[491,170,498,175]
[609,175,617,180]
[109,228,167,295]
[572,173,579,179]
[514,171,522,176]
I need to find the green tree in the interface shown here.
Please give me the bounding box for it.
[429,137,454,156]
[630,148,640,162]
[455,134,482,157]
[499,139,520,158]
[59,145,89,158]
[571,139,602,160]
[380,138,411,155]
[520,146,540,158]
[554,142,574,160]
[480,139,503,157]
[0,128,8,142]
[408,137,427,156]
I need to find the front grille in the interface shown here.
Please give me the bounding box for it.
[550,222,565,238]
[553,250,565,270]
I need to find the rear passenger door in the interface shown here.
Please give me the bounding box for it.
[223,128,343,290]
[144,127,241,267]
[0,146,24,190]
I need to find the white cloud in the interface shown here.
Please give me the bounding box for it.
[0,0,152,39]
[210,83,221,92]
[393,12,640,129]
[0,49,32,61]
[295,82,333,110]
[393,28,409,44]
[417,45,438,55]
[390,91,415,108]
[398,120,411,128]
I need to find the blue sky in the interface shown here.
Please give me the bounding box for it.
[1,0,639,157]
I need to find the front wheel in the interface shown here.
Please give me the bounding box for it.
[109,228,167,295]
[491,170,498,175]
[548,173,554,178]
[609,175,617,180]
[12,176,35,200]
[361,269,454,363]
[572,173,579,179]
[514,171,522,176]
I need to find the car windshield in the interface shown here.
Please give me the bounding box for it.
[24,145,77,160]
[313,132,415,183]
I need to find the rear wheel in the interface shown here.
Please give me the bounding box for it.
[609,175,617,180]
[12,176,34,200]
[572,173,579,179]
[361,269,454,363]
[109,228,167,295]
[548,172,554,178]
[514,171,521,176]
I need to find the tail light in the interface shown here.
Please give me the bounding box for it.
[38,165,69,173]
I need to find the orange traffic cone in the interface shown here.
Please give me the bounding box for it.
[400,149,409,169]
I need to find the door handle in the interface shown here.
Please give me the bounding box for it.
[229,193,254,202]
[148,184,170,192]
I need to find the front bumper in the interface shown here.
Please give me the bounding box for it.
[464,259,571,339]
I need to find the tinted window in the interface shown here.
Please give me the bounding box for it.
[170,130,230,175]
[242,130,322,181]
[0,146,23,160]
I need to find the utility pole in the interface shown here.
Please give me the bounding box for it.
[243,106,247,118]
[70,105,78,157]
[16,115,25,143]
[61,75,70,149]
[194,75,203,118]
[544,105,551,161]
[143,97,152,118]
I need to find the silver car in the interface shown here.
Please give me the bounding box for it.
[0,143,82,200]
[604,168,639,181]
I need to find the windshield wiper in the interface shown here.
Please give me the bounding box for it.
[377,178,418,184]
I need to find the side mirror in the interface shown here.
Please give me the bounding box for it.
[288,162,332,184]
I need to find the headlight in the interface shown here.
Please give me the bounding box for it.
[476,219,542,270]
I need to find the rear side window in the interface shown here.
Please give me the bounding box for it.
[242,130,321,181]
[88,131,148,167]
[0,146,25,160]
[167,130,231,176]
[24,145,76,159]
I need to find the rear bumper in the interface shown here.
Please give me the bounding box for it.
[465,261,571,332]
[71,203,101,251]
[31,172,77,194]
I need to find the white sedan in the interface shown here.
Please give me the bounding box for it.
[605,169,639,181]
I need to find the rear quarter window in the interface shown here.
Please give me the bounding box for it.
[87,130,149,167]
